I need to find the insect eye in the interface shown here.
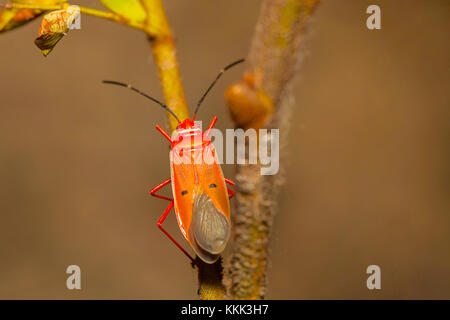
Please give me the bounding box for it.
[209,183,217,188]
[181,190,188,195]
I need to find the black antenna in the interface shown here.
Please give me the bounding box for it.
[193,58,245,119]
[102,80,181,124]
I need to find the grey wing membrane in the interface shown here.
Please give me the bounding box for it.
[189,191,231,263]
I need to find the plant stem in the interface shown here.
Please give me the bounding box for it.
[5,2,147,32]
[223,0,321,299]
[3,3,62,11]
[79,6,146,31]
[195,257,226,300]
[141,0,189,131]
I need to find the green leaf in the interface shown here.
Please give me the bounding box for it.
[100,0,147,23]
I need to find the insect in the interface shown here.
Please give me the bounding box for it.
[103,59,244,264]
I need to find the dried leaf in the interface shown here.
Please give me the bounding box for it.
[34,5,80,57]
[100,0,147,23]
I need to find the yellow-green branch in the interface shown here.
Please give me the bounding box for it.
[141,0,189,131]
[79,6,146,31]
[5,2,147,32]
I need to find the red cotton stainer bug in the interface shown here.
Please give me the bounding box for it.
[102,59,245,265]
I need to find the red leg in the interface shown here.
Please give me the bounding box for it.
[158,201,195,264]
[156,125,173,143]
[225,178,235,199]
[150,178,172,201]
[225,178,235,186]
[203,116,218,138]
[227,188,235,200]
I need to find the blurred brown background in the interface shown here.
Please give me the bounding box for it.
[0,0,449,299]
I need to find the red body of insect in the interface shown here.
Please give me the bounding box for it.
[103,59,244,264]
[150,117,235,264]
